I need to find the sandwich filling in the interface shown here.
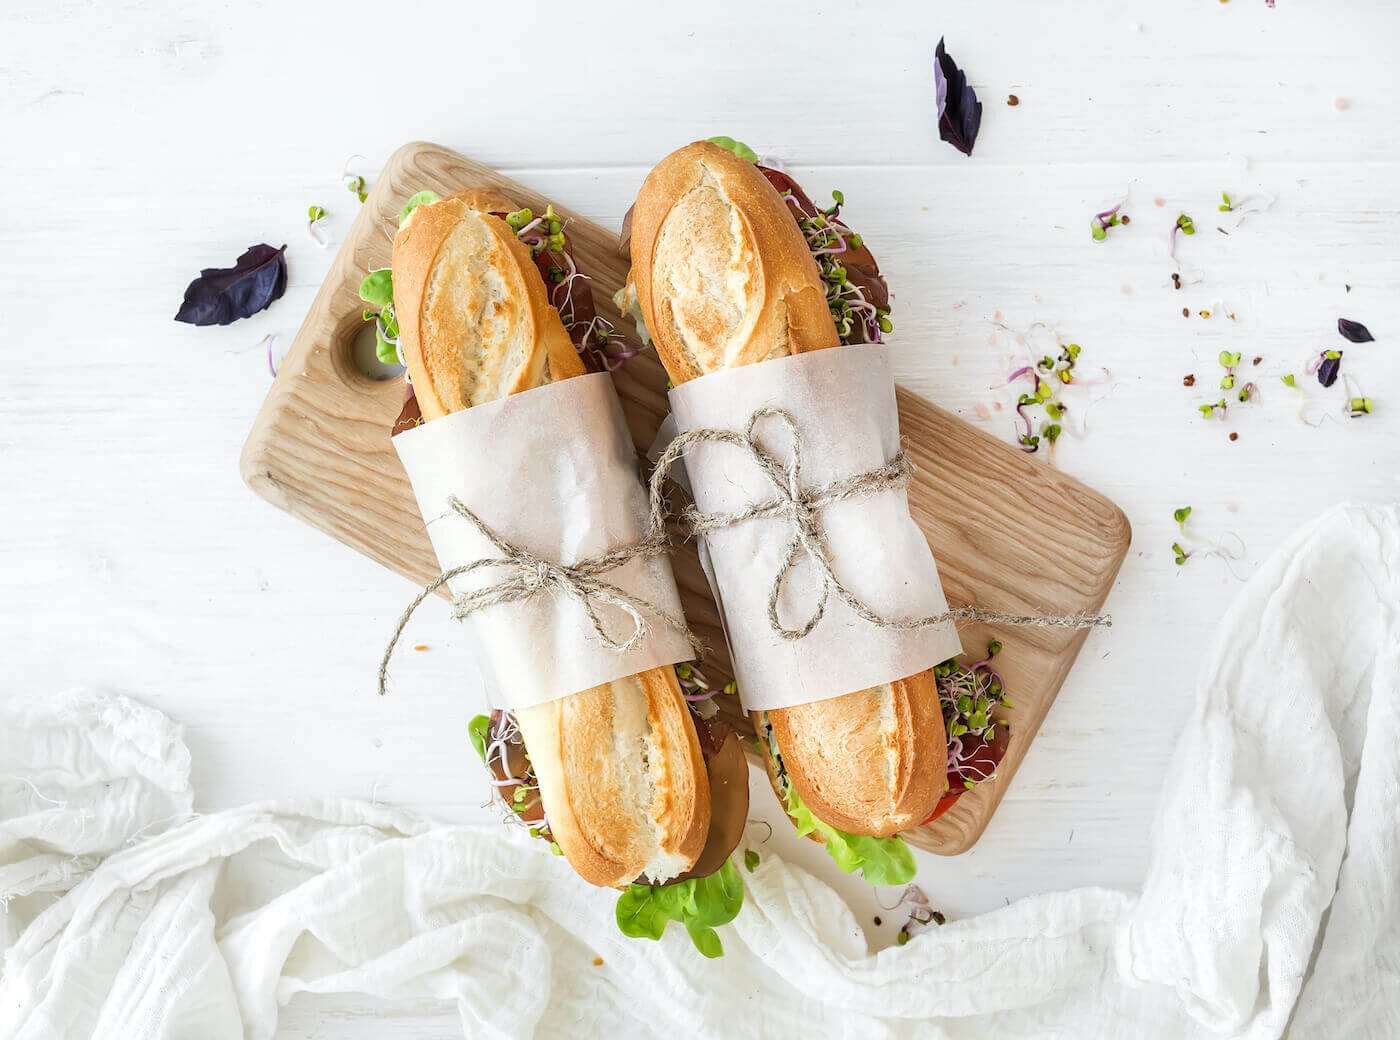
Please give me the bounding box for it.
[926,642,1012,822]
[471,664,748,958]
[758,715,918,887]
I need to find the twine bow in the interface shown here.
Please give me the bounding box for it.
[649,407,1112,641]
[377,497,700,696]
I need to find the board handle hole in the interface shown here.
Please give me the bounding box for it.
[348,319,405,382]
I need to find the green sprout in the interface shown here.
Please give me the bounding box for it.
[1349,397,1373,415]
[744,849,760,872]
[1176,213,1195,235]
[1219,192,1233,213]
[307,205,327,222]
[1281,373,1297,388]
[1173,506,1192,527]
[346,174,367,203]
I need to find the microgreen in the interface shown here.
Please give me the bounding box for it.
[777,182,891,343]
[892,885,946,946]
[1282,373,1297,388]
[346,174,367,203]
[928,642,1012,819]
[308,205,326,222]
[744,849,760,872]
[1176,214,1195,235]
[1198,398,1227,420]
[706,136,759,163]
[1090,204,1127,241]
[1005,340,1085,453]
[1218,192,1233,213]
[1349,397,1373,415]
[1171,507,1247,573]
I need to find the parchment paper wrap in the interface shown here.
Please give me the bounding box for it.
[394,373,692,710]
[665,345,961,711]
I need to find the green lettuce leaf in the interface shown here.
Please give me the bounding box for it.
[398,190,440,225]
[614,860,744,958]
[705,136,759,163]
[358,268,393,308]
[784,783,917,887]
[468,715,490,763]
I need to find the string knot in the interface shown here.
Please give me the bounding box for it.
[648,407,1112,642]
[379,496,700,696]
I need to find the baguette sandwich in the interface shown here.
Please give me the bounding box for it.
[380,187,748,911]
[620,141,948,884]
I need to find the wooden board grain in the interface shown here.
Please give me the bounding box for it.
[240,141,1130,855]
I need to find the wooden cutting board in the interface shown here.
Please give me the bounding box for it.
[241,141,1130,855]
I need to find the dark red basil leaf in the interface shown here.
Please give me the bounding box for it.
[1318,351,1342,388]
[175,244,287,326]
[934,38,982,157]
[1338,318,1374,343]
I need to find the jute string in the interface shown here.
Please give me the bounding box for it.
[377,498,700,696]
[648,408,1111,641]
[380,407,1109,694]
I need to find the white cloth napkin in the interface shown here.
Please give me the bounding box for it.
[1,503,1396,1040]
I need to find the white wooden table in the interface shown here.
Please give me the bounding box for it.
[4,1,1398,1034]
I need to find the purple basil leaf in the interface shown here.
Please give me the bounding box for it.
[1317,351,1342,388]
[175,244,288,326]
[1337,318,1374,343]
[934,38,982,157]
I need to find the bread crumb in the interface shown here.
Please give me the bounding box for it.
[413,644,429,651]
[592,956,604,967]
[1154,197,1166,207]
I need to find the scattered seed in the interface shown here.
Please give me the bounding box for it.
[1182,307,1190,318]
[1183,374,1196,387]
[1120,214,1131,225]
[1335,97,1350,111]
[1229,432,1239,441]
[1252,356,1262,366]
[1172,273,1182,290]
[874,916,883,925]
[1007,94,1020,106]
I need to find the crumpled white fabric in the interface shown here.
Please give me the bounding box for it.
[0,503,1395,1039]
